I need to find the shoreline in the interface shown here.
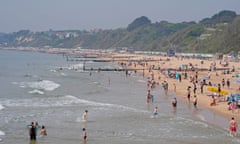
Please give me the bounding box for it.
[1,47,240,133]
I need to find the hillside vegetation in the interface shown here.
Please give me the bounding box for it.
[0,10,239,54]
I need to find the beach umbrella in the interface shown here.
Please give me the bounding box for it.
[206,86,229,95]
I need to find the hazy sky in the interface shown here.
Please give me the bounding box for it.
[0,0,240,33]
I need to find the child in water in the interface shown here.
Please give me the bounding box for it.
[40,125,47,136]
[153,106,158,117]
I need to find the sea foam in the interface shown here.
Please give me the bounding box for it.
[1,95,148,113]
[63,95,148,113]
[28,89,44,95]
[13,80,60,91]
[0,130,5,136]
[0,104,4,110]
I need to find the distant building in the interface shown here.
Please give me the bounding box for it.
[167,49,175,56]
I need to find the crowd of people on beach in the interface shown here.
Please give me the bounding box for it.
[26,54,240,142]
[125,55,239,137]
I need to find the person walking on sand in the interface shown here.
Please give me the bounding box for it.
[226,79,230,89]
[222,78,225,88]
[200,81,204,94]
[210,96,216,106]
[217,83,221,97]
[229,117,237,136]
[173,83,176,93]
[193,82,197,94]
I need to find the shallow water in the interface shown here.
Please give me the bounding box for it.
[0,50,239,144]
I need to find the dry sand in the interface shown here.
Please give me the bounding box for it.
[103,53,240,124]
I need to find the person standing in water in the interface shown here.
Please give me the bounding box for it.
[193,95,198,109]
[29,122,37,141]
[146,90,151,104]
[82,128,87,143]
[153,106,158,117]
[82,110,88,121]
[187,86,191,103]
[40,125,47,136]
[171,97,177,111]
[229,117,237,136]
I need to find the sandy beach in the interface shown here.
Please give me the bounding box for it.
[103,52,240,124]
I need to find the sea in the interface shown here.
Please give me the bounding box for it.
[0,50,239,144]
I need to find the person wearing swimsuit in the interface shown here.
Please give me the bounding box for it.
[82,128,87,143]
[171,97,177,112]
[172,97,177,107]
[187,86,191,103]
[229,117,237,136]
[153,106,158,116]
[193,95,198,109]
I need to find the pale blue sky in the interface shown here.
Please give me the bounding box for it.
[0,0,240,33]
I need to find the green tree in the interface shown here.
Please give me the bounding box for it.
[127,16,151,31]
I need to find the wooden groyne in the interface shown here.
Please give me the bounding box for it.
[83,68,144,72]
[67,58,164,62]
[83,67,229,72]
